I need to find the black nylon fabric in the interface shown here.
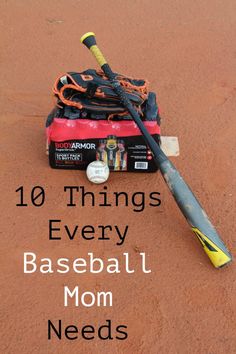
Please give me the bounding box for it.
[54,69,148,113]
[47,91,160,125]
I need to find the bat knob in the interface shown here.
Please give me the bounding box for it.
[80,32,96,49]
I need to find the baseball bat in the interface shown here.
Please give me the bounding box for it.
[80,32,232,268]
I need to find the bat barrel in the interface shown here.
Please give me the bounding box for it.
[159,159,232,268]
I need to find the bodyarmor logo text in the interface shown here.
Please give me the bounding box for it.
[55,142,96,149]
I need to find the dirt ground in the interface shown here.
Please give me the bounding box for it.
[1,1,236,353]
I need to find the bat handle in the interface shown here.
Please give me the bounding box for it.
[80,32,108,67]
[80,32,115,81]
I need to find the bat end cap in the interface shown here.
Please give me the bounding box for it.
[80,32,96,44]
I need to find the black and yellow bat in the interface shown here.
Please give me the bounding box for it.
[80,32,232,268]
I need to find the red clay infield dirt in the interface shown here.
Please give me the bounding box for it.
[1,1,236,353]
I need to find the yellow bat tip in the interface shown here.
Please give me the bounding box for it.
[192,227,232,268]
[80,32,95,43]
